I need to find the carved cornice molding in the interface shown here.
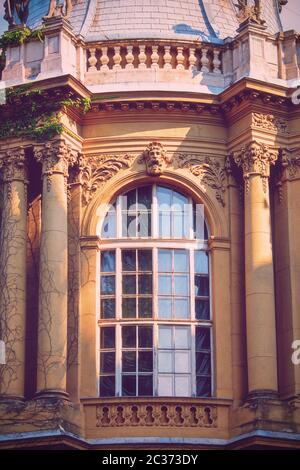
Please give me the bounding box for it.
[34,140,78,191]
[96,402,217,428]
[252,113,288,134]
[176,154,227,207]
[0,147,27,198]
[232,140,279,193]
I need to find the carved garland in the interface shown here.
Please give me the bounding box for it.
[252,113,288,134]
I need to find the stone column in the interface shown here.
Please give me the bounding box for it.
[233,141,279,397]
[0,147,28,400]
[34,140,76,399]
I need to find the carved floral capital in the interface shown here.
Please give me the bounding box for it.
[0,147,28,198]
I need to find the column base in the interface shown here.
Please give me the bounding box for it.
[0,394,25,404]
[246,389,279,402]
[34,389,70,401]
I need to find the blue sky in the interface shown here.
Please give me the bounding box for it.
[0,1,299,35]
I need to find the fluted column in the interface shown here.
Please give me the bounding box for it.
[233,141,279,397]
[34,140,77,399]
[0,147,28,400]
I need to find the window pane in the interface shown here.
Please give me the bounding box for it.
[100,299,115,319]
[158,326,172,349]
[138,351,153,372]
[196,352,211,375]
[158,298,172,318]
[195,299,210,320]
[157,186,172,206]
[174,250,189,272]
[159,212,171,238]
[173,212,185,238]
[138,326,153,348]
[101,251,115,272]
[122,250,136,271]
[123,275,136,294]
[174,298,189,319]
[196,377,211,397]
[174,275,188,295]
[100,352,115,373]
[138,250,152,271]
[194,275,209,296]
[100,327,115,349]
[158,375,173,396]
[158,249,172,272]
[122,298,136,318]
[101,275,115,295]
[100,376,115,397]
[173,191,188,207]
[175,351,190,373]
[175,375,190,397]
[138,298,152,318]
[138,186,152,210]
[121,189,136,210]
[122,375,136,396]
[158,275,172,295]
[174,327,190,349]
[101,212,116,238]
[196,327,211,351]
[138,274,152,294]
[122,351,136,372]
[126,214,137,238]
[137,212,151,237]
[158,351,173,373]
[122,326,136,348]
[138,375,153,396]
[195,251,209,274]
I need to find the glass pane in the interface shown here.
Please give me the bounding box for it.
[174,250,189,272]
[158,375,173,396]
[196,352,211,375]
[157,186,172,206]
[138,274,152,294]
[158,249,172,272]
[175,351,190,373]
[138,351,153,372]
[158,275,172,295]
[196,376,211,397]
[193,204,206,240]
[101,212,116,239]
[138,250,152,271]
[158,326,172,349]
[195,251,209,274]
[121,189,136,210]
[100,352,115,373]
[101,251,115,272]
[123,275,136,294]
[122,298,136,318]
[174,298,189,319]
[194,275,209,296]
[175,375,190,397]
[122,375,136,396]
[100,327,115,349]
[173,212,185,238]
[100,299,115,319]
[159,211,171,238]
[138,326,153,348]
[174,327,190,349]
[173,190,188,207]
[195,299,210,320]
[174,275,188,295]
[138,186,152,210]
[126,214,137,238]
[122,250,136,271]
[138,375,153,396]
[122,326,136,348]
[137,212,151,237]
[122,351,136,372]
[100,376,115,397]
[196,327,211,351]
[101,275,115,295]
[158,298,172,318]
[158,351,173,373]
[138,298,152,318]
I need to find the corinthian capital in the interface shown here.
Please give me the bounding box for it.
[0,147,27,183]
[232,141,278,178]
[34,139,78,191]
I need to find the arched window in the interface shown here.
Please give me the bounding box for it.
[98,184,212,397]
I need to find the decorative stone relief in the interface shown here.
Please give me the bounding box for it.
[44,0,73,21]
[232,140,279,193]
[275,147,300,203]
[176,154,227,207]
[252,113,288,134]
[235,0,265,26]
[96,403,217,428]
[0,147,27,199]
[140,142,172,176]
[77,153,135,206]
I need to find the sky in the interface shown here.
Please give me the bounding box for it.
[0,0,299,35]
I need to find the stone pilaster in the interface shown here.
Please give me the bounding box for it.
[34,139,77,399]
[0,147,28,400]
[233,140,279,398]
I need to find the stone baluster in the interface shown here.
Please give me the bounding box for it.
[200,47,210,73]
[88,48,98,71]
[113,46,122,70]
[138,45,147,69]
[0,148,28,400]
[213,49,221,74]
[100,46,110,71]
[163,45,172,70]
[189,47,197,72]
[125,45,134,70]
[176,46,185,71]
[151,45,159,69]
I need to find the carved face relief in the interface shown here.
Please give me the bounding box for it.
[143,142,171,176]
